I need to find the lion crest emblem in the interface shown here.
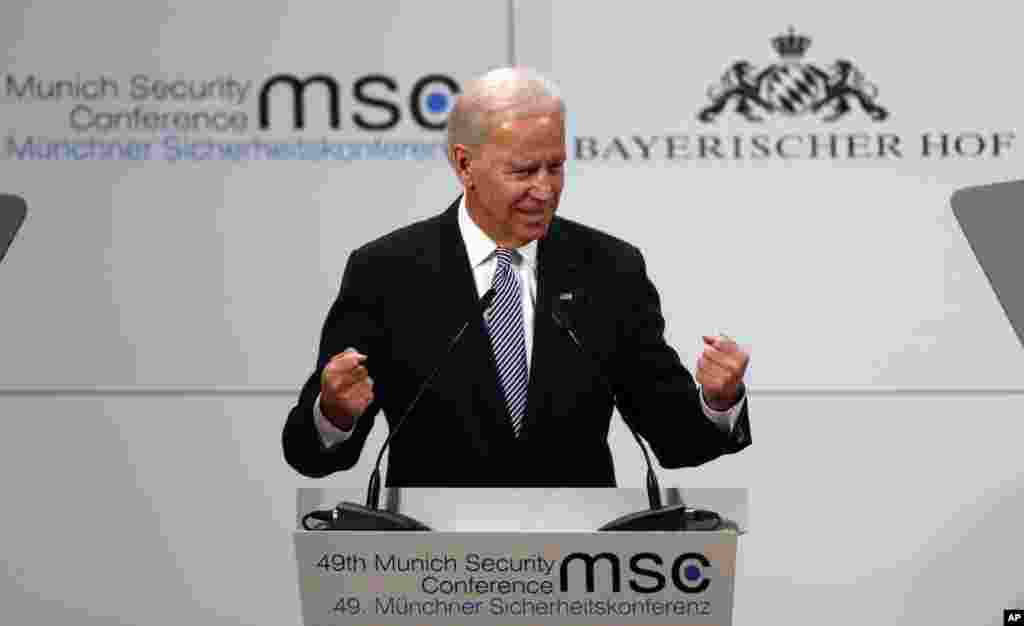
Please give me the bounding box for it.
[698,28,889,123]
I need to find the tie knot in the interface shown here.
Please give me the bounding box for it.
[494,247,519,270]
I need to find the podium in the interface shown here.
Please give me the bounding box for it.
[294,488,747,626]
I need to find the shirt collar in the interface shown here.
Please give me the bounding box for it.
[457,195,538,270]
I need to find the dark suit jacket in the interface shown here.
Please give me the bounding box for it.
[282,197,750,486]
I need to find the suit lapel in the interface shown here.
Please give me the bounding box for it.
[437,198,482,333]
[521,217,583,440]
[436,198,513,445]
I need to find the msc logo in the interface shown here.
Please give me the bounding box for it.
[698,27,888,123]
[258,73,459,131]
[559,552,711,594]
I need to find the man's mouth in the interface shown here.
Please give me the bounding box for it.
[518,211,548,224]
[517,206,549,216]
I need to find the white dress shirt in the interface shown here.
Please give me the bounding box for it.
[314,196,745,447]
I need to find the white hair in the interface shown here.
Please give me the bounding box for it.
[446,67,565,168]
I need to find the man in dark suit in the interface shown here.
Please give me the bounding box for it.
[282,68,751,486]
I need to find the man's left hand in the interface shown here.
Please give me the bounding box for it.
[696,335,750,411]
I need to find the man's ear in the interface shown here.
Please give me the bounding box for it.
[452,144,474,189]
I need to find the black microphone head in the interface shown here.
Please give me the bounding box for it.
[551,306,584,353]
[480,287,497,311]
[552,290,581,333]
[551,307,567,330]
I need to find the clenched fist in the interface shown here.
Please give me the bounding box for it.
[696,335,749,411]
[319,348,374,431]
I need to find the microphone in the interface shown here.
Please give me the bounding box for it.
[365,287,496,508]
[551,300,721,532]
[302,288,497,532]
[0,194,27,266]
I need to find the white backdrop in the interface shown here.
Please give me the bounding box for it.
[1,1,1022,625]
[530,1,1024,389]
[0,0,506,388]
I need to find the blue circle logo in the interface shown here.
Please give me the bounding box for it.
[684,564,702,581]
[672,553,711,593]
[426,92,450,114]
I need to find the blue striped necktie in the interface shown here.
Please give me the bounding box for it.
[485,247,529,438]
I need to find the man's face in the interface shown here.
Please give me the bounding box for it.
[464,111,566,247]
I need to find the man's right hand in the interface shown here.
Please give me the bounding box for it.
[319,348,374,431]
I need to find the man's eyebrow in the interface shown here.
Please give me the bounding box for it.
[507,158,563,168]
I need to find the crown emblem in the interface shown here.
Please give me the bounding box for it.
[771,26,811,59]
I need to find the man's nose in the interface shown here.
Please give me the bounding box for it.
[530,174,557,200]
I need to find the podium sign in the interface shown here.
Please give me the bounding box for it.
[294,530,738,626]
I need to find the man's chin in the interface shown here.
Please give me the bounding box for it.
[523,217,553,238]
[504,222,548,246]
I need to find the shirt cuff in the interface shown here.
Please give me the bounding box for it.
[313,393,357,448]
[698,385,745,434]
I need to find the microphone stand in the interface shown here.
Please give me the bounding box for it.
[551,308,721,532]
[302,289,497,531]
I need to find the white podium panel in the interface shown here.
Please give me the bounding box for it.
[298,487,750,532]
[294,530,738,626]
